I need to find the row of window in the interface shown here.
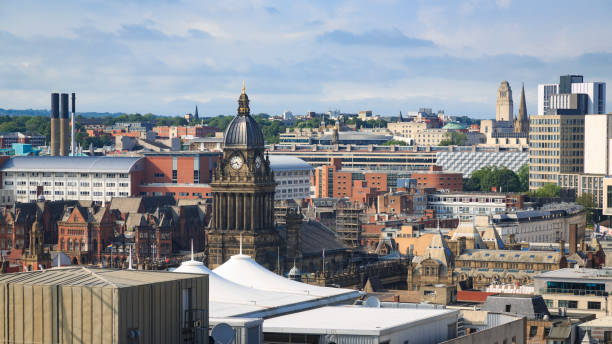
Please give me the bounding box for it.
[4,172,129,178]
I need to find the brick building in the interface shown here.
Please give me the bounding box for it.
[138,152,219,200]
[57,205,114,264]
[410,165,463,191]
[313,158,389,202]
[153,125,218,139]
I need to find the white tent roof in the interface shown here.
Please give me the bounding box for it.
[213,254,361,299]
[173,257,360,319]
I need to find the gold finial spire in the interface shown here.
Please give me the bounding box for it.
[242,80,246,94]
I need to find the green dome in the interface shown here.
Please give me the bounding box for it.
[442,122,467,130]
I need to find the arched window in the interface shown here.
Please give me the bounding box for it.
[68,239,72,251]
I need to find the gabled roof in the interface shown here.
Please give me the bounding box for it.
[452,222,486,249]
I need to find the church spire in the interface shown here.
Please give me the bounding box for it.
[194,105,199,121]
[514,83,528,133]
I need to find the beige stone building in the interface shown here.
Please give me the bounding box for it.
[496,81,514,122]
[387,120,430,137]
[528,114,584,190]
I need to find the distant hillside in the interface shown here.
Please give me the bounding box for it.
[0,108,125,118]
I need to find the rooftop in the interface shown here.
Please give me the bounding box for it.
[269,155,312,171]
[0,267,202,288]
[262,305,457,336]
[0,156,144,173]
[535,268,612,280]
[579,316,612,328]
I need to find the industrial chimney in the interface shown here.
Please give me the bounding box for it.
[50,93,60,156]
[71,93,76,156]
[59,93,70,156]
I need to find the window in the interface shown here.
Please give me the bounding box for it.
[119,183,129,187]
[119,173,129,178]
[106,192,115,196]
[588,301,601,310]
[93,192,103,196]
[80,182,89,187]
[544,299,553,308]
[106,173,115,178]
[529,326,538,337]
[80,191,90,196]
[93,182,103,187]
[154,173,164,178]
[505,304,511,312]
[106,183,115,187]
[558,300,577,309]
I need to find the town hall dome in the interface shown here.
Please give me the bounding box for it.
[223,83,265,148]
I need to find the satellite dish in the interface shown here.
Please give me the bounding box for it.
[211,323,235,344]
[364,296,381,308]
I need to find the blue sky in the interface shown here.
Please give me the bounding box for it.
[1,0,612,118]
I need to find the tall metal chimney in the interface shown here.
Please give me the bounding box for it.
[71,93,76,156]
[59,93,70,156]
[50,93,60,156]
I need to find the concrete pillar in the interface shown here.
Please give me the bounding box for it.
[229,193,236,230]
[250,194,255,231]
[237,193,243,230]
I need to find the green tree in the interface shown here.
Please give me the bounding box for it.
[517,164,529,192]
[464,166,521,192]
[382,139,409,146]
[576,193,597,224]
[528,183,561,198]
[439,131,467,146]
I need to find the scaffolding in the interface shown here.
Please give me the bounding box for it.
[335,199,363,248]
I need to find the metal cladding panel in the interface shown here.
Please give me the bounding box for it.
[51,93,59,118]
[60,93,69,119]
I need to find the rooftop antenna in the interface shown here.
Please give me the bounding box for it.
[128,245,133,270]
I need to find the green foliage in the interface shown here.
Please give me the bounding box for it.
[382,139,409,146]
[528,183,561,198]
[454,116,480,126]
[517,164,529,192]
[439,131,467,146]
[576,193,597,224]
[343,117,387,129]
[464,166,521,192]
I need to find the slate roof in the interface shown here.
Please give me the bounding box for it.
[109,196,175,213]
[481,294,550,319]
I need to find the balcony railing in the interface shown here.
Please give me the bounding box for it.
[540,288,608,296]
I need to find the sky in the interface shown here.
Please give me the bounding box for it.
[1,0,612,118]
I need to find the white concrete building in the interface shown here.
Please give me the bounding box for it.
[427,192,511,221]
[584,114,612,175]
[572,82,606,114]
[538,84,559,115]
[269,155,312,200]
[537,80,605,115]
[1,156,144,203]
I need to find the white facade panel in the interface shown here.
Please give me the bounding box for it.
[572,82,606,114]
[584,114,612,174]
[538,84,559,115]
[3,171,132,203]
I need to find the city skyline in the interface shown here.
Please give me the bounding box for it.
[1,0,612,117]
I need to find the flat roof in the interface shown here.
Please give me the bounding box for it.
[0,156,144,173]
[262,306,457,336]
[535,268,612,281]
[580,316,612,328]
[0,267,204,288]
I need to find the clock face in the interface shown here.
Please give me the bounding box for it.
[255,156,262,169]
[230,155,243,170]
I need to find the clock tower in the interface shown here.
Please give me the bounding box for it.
[207,84,281,269]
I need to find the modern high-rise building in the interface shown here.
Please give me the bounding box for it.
[495,81,513,122]
[537,75,606,115]
[528,114,584,190]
